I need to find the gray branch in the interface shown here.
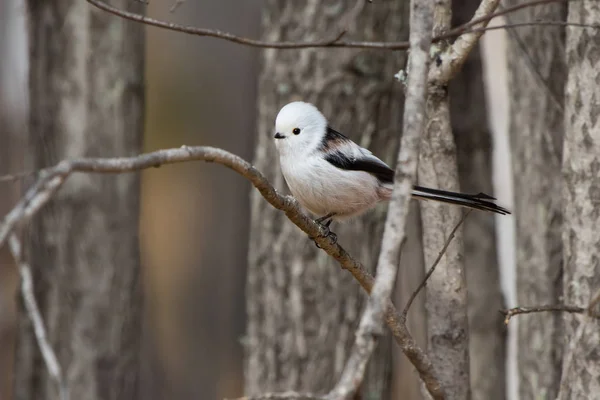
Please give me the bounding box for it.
[0,144,445,399]
[85,0,574,51]
[9,235,69,400]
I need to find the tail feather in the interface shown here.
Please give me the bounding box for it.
[412,185,510,215]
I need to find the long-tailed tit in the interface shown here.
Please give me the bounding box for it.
[273,101,509,239]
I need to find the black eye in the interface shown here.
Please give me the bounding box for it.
[293,128,301,135]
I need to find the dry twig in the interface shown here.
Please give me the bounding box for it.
[9,235,69,400]
[501,304,600,324]
[84,0,581,51]
[402,210,471,318]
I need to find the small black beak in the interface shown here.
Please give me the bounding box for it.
[274,132,285,139]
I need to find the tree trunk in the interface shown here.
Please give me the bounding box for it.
[505,2,567,399]
[13,1,145,399]
[245,1,408,397]
[558,2,600,398]
[450,1,506,399]
[417,3,470,398]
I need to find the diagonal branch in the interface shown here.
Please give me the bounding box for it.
[9,234,69,400]
[0,145,444,399]
[329,0,436,398]
[403,210,471,318]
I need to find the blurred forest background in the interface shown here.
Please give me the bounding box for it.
[4,0,587,398]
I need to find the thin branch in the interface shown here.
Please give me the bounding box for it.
[0,145,443,399]
[83,0,581,51]
[329,0,437,398]
[169,0,185,13]
[86,0,398,50]
[402,210,471,318]
[439,0,575,39]
[500,305,600,324]
[9,235,69,400]
[465,20,600,34]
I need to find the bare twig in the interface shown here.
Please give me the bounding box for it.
[9,235,69,400]
[329,1,437,398]
[402,210,471,318]
[440,0,574,39]
[501,305,600,324]
[84,0,580,51]
[0,145,444,399]
[464,20,600,34]
[169,0,185,13]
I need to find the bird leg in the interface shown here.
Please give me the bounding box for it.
[312,213,337,247]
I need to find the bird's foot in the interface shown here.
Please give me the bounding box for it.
[311,213,337,248]
[312,232,337,248]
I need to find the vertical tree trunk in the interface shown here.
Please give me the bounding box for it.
[505,2,567,399]
[450,1,506,399]
[418,3,470,398]
[13,1,145,399]
[558,2,600,398]
[245,1,408,397]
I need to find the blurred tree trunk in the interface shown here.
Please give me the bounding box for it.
[450,1,506,399]
[558,2,600,399]
[505,2,567,399]
[13,1,145,399]
[245,1,409,397]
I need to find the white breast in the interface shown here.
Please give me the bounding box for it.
[279,154,382,219]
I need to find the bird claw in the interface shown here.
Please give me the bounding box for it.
[311,213,337,248]
[311,231,338,248]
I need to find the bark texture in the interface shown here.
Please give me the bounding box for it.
[246,1,408,397]
[505,2,567,398]
[558,2,600,398]
[13,1,145,399]
[450,1,506,399]
[418,2,469,398]
[419,91,469,400]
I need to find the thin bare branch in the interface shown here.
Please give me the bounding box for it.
[329,0,437,398]
[402,210,471,318]
[440,0,574,39]
[501,305,600,324]
[169,0,185,13]
[9,235,69,400]
[83,0,580,51]
[0,145,444,399]
[465,20,600,34]
[86,0,401,50]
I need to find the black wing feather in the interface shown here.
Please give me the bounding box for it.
[324,150,394,184]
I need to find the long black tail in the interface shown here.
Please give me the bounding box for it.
[412,185,510,215]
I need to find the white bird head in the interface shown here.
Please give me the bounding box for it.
[274,102,327,156]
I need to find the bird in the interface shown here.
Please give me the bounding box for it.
[273,101,510,241]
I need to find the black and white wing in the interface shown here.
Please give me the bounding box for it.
[321,127,395,184]
[321,127,510,215]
